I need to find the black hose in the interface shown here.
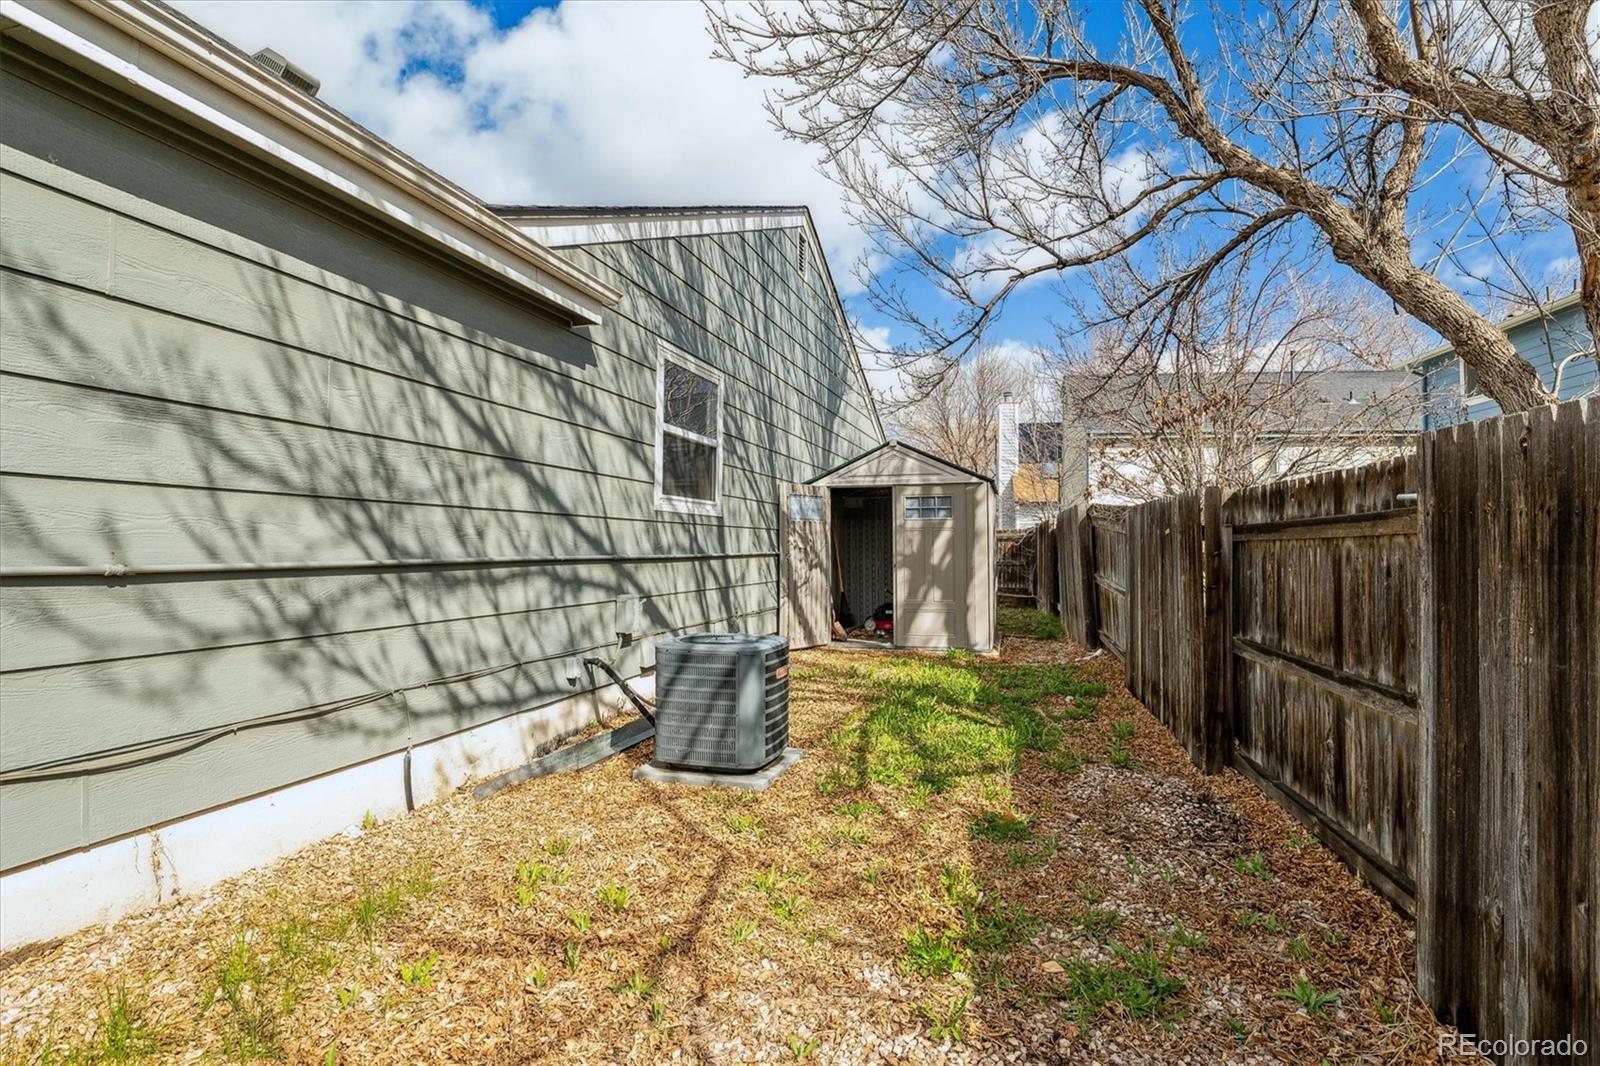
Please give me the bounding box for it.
[583,657,655,726]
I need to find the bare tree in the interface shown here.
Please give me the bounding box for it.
[708,0,1599,412]
[888,345,1040,476]
[1063,250,1423,500]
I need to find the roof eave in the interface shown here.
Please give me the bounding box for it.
[2,0,622,325]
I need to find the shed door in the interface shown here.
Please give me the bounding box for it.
[779,482,832,648]
[895,484,971,649]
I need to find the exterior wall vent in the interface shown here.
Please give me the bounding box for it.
[250,48,321,96]
[652,634,789,772]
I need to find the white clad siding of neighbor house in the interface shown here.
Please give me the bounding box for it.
[0,41,880,887]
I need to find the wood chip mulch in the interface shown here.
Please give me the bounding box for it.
[0,637,1480,1064]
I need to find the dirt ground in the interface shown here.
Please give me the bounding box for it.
[1,622,1478,1064]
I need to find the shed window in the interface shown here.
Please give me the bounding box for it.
[656,348,722,514]
[905,494,953,519]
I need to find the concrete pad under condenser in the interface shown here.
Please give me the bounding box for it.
[632,748,804,791]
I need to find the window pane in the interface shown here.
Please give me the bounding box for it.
[661,433,717,502]
[663,360,718,438]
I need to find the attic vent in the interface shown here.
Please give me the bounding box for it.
[796,232,807,276]
[250,48,321,96]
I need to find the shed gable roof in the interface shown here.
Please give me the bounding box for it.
[809,441,991,487]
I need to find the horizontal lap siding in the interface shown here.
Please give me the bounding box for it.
[0,52,879,869]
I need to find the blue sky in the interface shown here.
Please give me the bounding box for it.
[173,1,1580,398]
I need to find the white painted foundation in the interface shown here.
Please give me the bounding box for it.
[0,675,655,952]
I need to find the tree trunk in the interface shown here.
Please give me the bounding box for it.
[1333,249,1555,412]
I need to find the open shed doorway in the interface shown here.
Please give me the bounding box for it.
[832,487,893,645]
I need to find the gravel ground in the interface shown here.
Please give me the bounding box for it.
[0,633,1478,1064]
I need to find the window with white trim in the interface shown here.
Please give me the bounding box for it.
[905,494,953,519]
[655,347,723,514]
[1458,358,1490,404]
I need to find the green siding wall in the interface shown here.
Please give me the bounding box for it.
[0,48,881,870]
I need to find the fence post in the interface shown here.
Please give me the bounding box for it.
[1075,503,1099,647]
[1200,485,1229,774]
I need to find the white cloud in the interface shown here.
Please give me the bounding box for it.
[171,1,871,290]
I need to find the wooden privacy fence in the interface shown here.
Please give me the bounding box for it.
[1225,458,1420,911]
[1051,398,1596,1058]
[1417,400,1597,1050]
[996,531,1035,603]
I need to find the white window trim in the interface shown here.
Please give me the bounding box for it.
[654,344,724,516]
[1458,358,1493,406]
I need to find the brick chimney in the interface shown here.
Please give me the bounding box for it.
[996,393,1020,530]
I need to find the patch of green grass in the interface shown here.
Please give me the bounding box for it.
[567,910,592,934]
[1006,833,1060,869]
[543,836,574,857]
[920,990,973,1042]
[525,964,548,990]
[1277,977,1340,1017]
[834,824,869,848]
[60,986,163,1063]
[1373,993,1396,1024]
[969,810,1034,843]
[562,941,581,973]
[1110,718,1136,740]
[961,899,1038,955]
[728,918,759,944]
[596,882,633,913]
[768,892,807,923]
[834,800,880,820]
[786,1034,822,1061]
[860,863,886,887]
[398,952,439,990]
[825,658,1103,794]
[205,936,282,1060]
[1234,853,1272,880]
[1286,832,1314,850]
[998,606,1064,640]
[902,925,965,977]
[1072,905,1122,942]
[1170,920,1207,950]
[1106,738,1134,768]
[1286,935,1313,962]
[726,812,763,835]
[609,970,656,999]
[1075,880,1104,904]
[1054,941,1184,1023]
[1223,1016,1251,1039]
[939,864,980,908]
[1044,745,1090,774]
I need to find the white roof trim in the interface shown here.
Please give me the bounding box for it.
[499,208,813,248]
[0,0,622,325]
[503,206,886,441]
[1403,291,1585,368]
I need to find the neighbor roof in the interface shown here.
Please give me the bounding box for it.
[1403,292,1585,368]
[1063,369,1422,435]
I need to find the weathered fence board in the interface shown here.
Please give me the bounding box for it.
[1089,506,1128,657]
[1417,397,1597,1054]
[1056,502,1097,646]
[1124,489,1226,772]
[1223,457,1420,914]
[1033,517,1058,615]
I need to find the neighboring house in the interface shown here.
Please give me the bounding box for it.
[994,401,1061,530]
[0,3,883,948]
[1056,370,1420,504]
[1408,293,1596,429]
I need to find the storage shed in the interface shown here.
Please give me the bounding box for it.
[780,442,997,653]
